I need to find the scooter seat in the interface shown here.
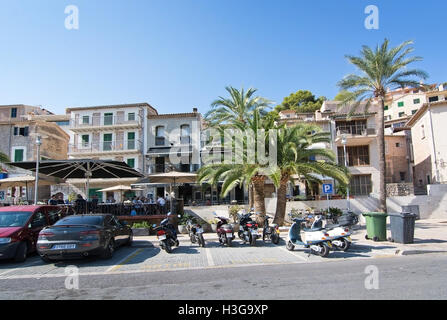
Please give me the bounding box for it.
[325,224,341,230]
[303,227,324,232]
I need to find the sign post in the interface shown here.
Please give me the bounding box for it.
[322,183,333,213]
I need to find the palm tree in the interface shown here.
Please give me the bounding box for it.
[205,86,272,126]
[338,39,428,213]
[199,108,276,223]
[271,124,350,226]
[0,152,10,164]
[203,86,274,211]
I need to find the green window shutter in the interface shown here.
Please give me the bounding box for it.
[127,158,135,168]
[398,102,404,107]
[384,105,389,111]
[14,149,24,162]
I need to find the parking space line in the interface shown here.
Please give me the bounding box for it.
[279,247,309,262]
[0,259,43,277]
[107,248,144,272]
[205,247,215,267]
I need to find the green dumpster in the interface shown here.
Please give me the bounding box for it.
[362,212,388,241]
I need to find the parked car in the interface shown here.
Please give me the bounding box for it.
[37,214,133,262]
[0,205,72,262]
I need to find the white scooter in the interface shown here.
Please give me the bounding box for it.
[286,217,333,257]
[311,214,353,251]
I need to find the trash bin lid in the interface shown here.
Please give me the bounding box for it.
[362,212,388,217]
[388,212,417,218]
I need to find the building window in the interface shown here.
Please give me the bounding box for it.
[399,172,406,182]
[13,127,29,136]
[428,96,439,103]
[421,125,425,139]
[398,101,404,107]
[82,116,90,124]
[398,112,406,118]
[14,149,25,162]
[413,98,421,104]
[81,135,90,147]
[427,175,431,185]
[384,105,389,111]
[349,175,372,196]
[11,108,17,118]
[128,113,135,121]
[126,158,135,169]
[412,110,417,115]
[103,134,113,151]
[338,146,370,167]
[155,126,165,146]
[180,124,190,144]
[127,132,136,150]
[104,113,113,125]
[56,121,70,126]
[396,143,401,148]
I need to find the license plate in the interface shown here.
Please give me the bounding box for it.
[327,242,333,248]
[226,233,233,238]
[158,235,166,240]
[346,236,352,241]
[52,244,76,250]
[251,229,258,235]
[196,228,203,233]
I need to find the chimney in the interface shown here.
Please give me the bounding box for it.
[193,107,198,113]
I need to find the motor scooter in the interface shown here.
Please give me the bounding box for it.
[186,219,205,247]
[286,217,332,257]
[215,215,235,246]
[262,215,280,244]
[153,213,180,253]
[238,210,261,246]
[310,213,357,251]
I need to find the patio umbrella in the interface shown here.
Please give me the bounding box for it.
[98,185,132,202]
[145,171,197,213]
[0,175,59,203]
[8,160,143,212]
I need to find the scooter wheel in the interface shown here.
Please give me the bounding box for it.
[373,236,379,242]
[272,234,280,245]
[339,239,351,251]
[286,241,295,251]
[365,235,369,240]
[226,238,232,247]
[318,245,330,257]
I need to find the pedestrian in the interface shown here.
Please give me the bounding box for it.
[75,194,87,214]
[48,195,58,205]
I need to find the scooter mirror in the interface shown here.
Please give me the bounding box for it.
[152,224,157,228]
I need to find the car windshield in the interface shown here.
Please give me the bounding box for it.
[0,211,33,228]
[54,216,104,226]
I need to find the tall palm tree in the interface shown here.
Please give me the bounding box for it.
[271,124,350,226]
[0,152,10,164]
[338,39,428,213]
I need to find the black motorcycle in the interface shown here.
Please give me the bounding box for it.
[263,216,280,244]
[154,217,179,253]
[238,212,260,246]
[186,219,205,247]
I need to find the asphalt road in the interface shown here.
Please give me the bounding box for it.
[0,253,446,300]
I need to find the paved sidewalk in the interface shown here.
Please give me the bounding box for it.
[136,218,447,256]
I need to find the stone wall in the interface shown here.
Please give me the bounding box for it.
[386,183,414,196]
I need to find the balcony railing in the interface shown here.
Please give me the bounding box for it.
[148,164,200,174]
[70,115,141,128]
[336,125,376,136]
[69,140,141,154]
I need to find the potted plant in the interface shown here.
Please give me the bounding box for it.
[178,213,192,234]
[228,204,241,232]
[131,221,151,236]
[208,218,219,233]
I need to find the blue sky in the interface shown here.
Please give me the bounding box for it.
[0,0,446,115]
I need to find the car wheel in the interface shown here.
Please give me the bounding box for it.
[101,239,115,259]
[126,232,133,246]
[14,242,28,263]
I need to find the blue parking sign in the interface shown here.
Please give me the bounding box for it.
[322,183,333,194]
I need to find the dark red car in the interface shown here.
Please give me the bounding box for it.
[0,205,74,262]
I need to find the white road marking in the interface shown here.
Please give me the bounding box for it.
[106,248,142,272]
[205,247,215,267]
[0,259,43,276]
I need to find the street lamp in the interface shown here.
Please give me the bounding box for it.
[34,135,42,204]
[341,135,350,211]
